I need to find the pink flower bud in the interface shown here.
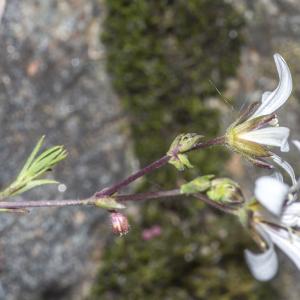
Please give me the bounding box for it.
[110,212,129,236]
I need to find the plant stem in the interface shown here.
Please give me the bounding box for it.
[194,193,235,214]
[0,188,232,214]
[0,189,182,209]
[95,155,171,197]
[95,136,224,197]
[187,136,225,152]
[0,136,226,212]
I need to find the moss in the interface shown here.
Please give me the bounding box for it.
[102,0,245,188]
[91,199,277,300]
[92,0,277,299]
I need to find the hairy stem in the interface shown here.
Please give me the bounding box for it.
[0,188,232,214]
[0,189,181,209]
[95,136,224,197]
[194,193,235,214]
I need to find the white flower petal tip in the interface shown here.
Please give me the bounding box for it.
[244,248,278,282]
[255,176,289,216]
[239,127,290,152]
[245,226,278,281]
[250,54,292,120]
[292,140,300,152]
[271,154,297,185]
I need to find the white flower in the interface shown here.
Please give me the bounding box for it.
[239,127,290,152]
[261,225,300,270]
[249,54,292,120]
[226,54,295,184]
[254,176,289,216]
[245,174,300,281]
[246,223,300,281]
[245,225,278,282]
[270,153,296,185]
[282,202,300,227]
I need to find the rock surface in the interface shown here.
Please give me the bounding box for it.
[0,1,136,299]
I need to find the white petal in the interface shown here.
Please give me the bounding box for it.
[245,226,278,281]
[262,91,272,102]
[271,171,284,182]
[0,0,6,23]
[271,153,297,185]
[282,203,300,227]
[239,127,290,152]
[293,140,300,152]
[255,176,289,215]
[262,225,300,270]
[250,54,292,119]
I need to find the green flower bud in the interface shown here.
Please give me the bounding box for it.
[168,133,203,154]
[180,175,215,195]
[167,133,203,171]
[207,178,244,205]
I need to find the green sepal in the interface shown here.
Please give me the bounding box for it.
[167,133,203,171]
[180,175,215,195]
[94,197,126,210]
[167,133,203,156]
[169,153,193,171]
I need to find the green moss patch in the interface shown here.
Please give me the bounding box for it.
[92,0,277,299]
[102,0,245,187]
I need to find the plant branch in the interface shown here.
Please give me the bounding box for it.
[194,193,235,214]
[187,136,225,152]
[0,188,232,214]
[0,189,181,209]
[95,136,224,197]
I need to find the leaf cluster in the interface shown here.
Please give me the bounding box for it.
[0,136,67,199]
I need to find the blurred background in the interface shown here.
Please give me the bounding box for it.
[0,0,300,299]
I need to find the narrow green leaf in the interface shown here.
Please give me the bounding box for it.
[0,136,67,199]
[0,208,29,213]
[16,135,45,181]
[9,179,59,197]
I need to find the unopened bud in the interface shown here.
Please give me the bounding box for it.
[168,133,203,155]
[180,175,215,194]
[207,178,244,205]
[167,133,203,171]
[110,212,129,236]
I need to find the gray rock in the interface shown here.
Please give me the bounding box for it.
[0,1,136,299]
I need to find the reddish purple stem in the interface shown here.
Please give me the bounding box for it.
[0,189,181,209]
[95,136,225,197]
[95,155,171,197]
[0,136,225,211]
[0,188,233,214]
